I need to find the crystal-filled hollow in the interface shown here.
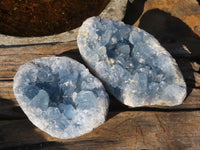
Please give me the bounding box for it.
[77,17,186,107]
[13,56,109,139]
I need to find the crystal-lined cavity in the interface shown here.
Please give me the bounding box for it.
[78,17,186,107]
[13,56,109,139]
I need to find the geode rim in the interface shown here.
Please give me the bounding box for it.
[77,17,187,107]
[13,56,109,139]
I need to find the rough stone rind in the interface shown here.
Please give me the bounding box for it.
[77,17,186,107]
[13,56,109,139]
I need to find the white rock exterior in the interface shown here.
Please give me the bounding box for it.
[78,17,186,107]
[13,56,109,139]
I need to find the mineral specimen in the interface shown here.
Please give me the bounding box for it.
[77,17,186,107]
[13,56,109,139]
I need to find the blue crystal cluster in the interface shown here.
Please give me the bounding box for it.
[13,56,109,139]
[78,17,186,107]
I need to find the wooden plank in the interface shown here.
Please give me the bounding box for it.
[1,111,200,149]
[0,41,199,95]
[0,41,78,80]
[0,41,200,149]
[0,71,200,118]
[0,78,199,102]
[1,87,200,120]
[0,41,200,118]
[0,41,199,80]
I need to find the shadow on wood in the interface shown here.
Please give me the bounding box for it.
[122,0,147,25]
[0,97,25,120]
[197,0,200,5]
[0,97,65,149]
[139,9,200,56]
[138,9,200,99]
[57,48,84,64]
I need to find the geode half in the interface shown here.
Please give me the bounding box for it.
[77,17,186,107]
[13,56,109,139]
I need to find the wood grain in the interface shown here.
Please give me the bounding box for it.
[1,111,200,149]
[0,41,200,149]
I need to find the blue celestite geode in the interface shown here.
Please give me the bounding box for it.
[13,56,109,139]
[77,17,186,107]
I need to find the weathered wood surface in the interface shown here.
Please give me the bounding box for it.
[0,41,200,149]
[131,0,200,37]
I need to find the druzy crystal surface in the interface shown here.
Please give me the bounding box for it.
[13,56,109,139]
[77,17,186,107]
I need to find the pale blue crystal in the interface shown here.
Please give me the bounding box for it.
[75,91,97,110]
[13,56,109,139]
[30,90,49,110]
[46,107,61,120]
[63,105,76,120]
[77,17,186,107]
